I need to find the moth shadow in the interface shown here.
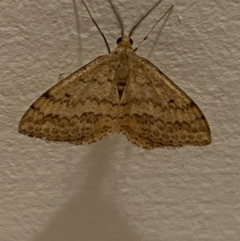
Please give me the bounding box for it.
[33,135,140,241]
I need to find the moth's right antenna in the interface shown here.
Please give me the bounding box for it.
[81,0,111,53]
[134,5,173,52]
[129,0,163,37]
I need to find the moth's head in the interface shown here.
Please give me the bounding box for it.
[116,36,133,49]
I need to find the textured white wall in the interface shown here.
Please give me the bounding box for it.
[1,0,240,240]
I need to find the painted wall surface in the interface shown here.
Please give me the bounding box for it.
[0,0,239,240]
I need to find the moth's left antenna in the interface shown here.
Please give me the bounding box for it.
[108,0,124,37]
[81,0,111,53]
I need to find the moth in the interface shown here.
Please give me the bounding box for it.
[18,0,211,149]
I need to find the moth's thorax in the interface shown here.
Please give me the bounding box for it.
[115,36,133,50]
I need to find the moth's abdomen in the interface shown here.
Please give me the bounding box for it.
[117,79,127,98]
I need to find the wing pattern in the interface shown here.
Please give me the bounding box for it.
[19,55,120,144]
[118,53,211,148]
[19,47,211,148]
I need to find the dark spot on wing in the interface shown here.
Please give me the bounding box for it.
[65,93,71,98]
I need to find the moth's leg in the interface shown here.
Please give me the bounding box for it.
[58,73,71,81]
